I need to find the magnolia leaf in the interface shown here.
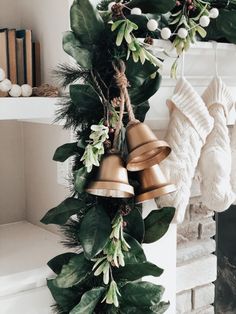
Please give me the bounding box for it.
[123,233,146,264]
[48,253,78,274]
[53,142,81,162]
[74,167,88,193]
[150,301,170,314]
[143,207,175,244]
[69,287,105,314]
[133,101,150,122]
[128,0,175,14]
[70,0,104,45]
[120,301,169,314]
[47,280,80,312]
[123,207,144,243]
[54,253,92,288]
[41,198,83,225]
[114,261,163,281]
[63,31,93,68]
[78,205,111,259]
[120,281,165,307]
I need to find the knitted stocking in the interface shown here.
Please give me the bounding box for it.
[230,121,236,196]
[156,77,213,223]
[198,77,236,211]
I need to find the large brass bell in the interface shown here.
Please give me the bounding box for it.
[136,164,176,204]
[126,122,171,171]
[86,153,134,198]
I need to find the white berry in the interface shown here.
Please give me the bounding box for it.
[21,84,32,97]
[9,84,22,97]
[161,27,172,40]
[209,8,219,19]
[0,68,5,81]
[147,19,158,32]
[131,7,142,15]
[108,2,116,11]
[199,15,210,27]
[0,79,12,92]
[177,28,188,39]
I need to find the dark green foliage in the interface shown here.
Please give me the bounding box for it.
[123,206,144,243]
[48,253,78,274]
[127,0,176,14]
[54,63,90,88]
[143,207,175,243]
[53,142,82,162]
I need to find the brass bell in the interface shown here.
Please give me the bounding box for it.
[136,164,176,204]
[86,153,134,198]
[126,122,171,171]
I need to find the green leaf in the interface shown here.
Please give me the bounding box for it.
[41,197,84,225]
[123,207,144,243]
[70,287,105,314]
[41,198,83,225]
[53,142,81,162]
[115,261,163,281]
[63,31,93,69]
[70,0,104,45]
[47,279,80,312]
[213,9,236,43]
[111,19,125,31]
[133,101,150,122]
[78,205,111,259]
[48,253,78,274]
[54,253,92,288]
[74,167,88,193]
[143,207,175,244]
[120,301,170,314]
[120,281,165,307]
[150,301,170,314]
[116,22,126,46]
[123,233,146,264]
[128,0,176,14]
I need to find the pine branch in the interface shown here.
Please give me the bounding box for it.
[60,218,83,249]
[54,63,90,88]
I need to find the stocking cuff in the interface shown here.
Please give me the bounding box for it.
[167,77,213,142]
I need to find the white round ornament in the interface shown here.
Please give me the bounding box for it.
[161,27,172,40]
[9,84,22,97]
[177,28,188,39]
[0,79,12,92]
[199,15,210,27]
[147,19,158,32]
[209,8,219,19]
[0,68,5,81]
[108,2,116,11]
[131,7,142,15]
[21,84,32,97]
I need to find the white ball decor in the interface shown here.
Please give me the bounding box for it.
[0,68,5,81]
[147,19,158,32]
[161,27,172,40]
[9,84,22,97]
[0,79,12,92]
[209,8,219,19]
[108,2,116,11]
[21,84,33,97]
[177,28,188,39]
[131,7,142,15]
[199,15,210,27]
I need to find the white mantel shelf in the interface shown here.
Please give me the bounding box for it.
[0,97,59,122]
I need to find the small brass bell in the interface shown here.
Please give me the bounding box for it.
[126,122,171,172]
[86,153,134,198]
[136,164,176,204]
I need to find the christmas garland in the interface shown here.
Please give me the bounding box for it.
[41,1,236,314]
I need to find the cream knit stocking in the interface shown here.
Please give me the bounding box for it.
[230,121,236,196]
[156,77,213,223]
[198,77,236,211]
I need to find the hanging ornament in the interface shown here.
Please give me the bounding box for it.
[9,84,22,97]
[130,7,142,15]
[199,15,210,27]
[136,165,176,204]
[177,28,188,39]
[161,27,172,40]
[0,68,5,81]
[126,122,171,171]
[0,79,12,92]
[209,8,219,19]
[21,84,33,97]
[86,153,134,198]
[147,19,158,32]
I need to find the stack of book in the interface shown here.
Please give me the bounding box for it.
[0,28,41,87]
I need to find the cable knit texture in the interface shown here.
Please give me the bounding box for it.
[156,77,214,223]
[198,77,236,211]
[231,123,236,195]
